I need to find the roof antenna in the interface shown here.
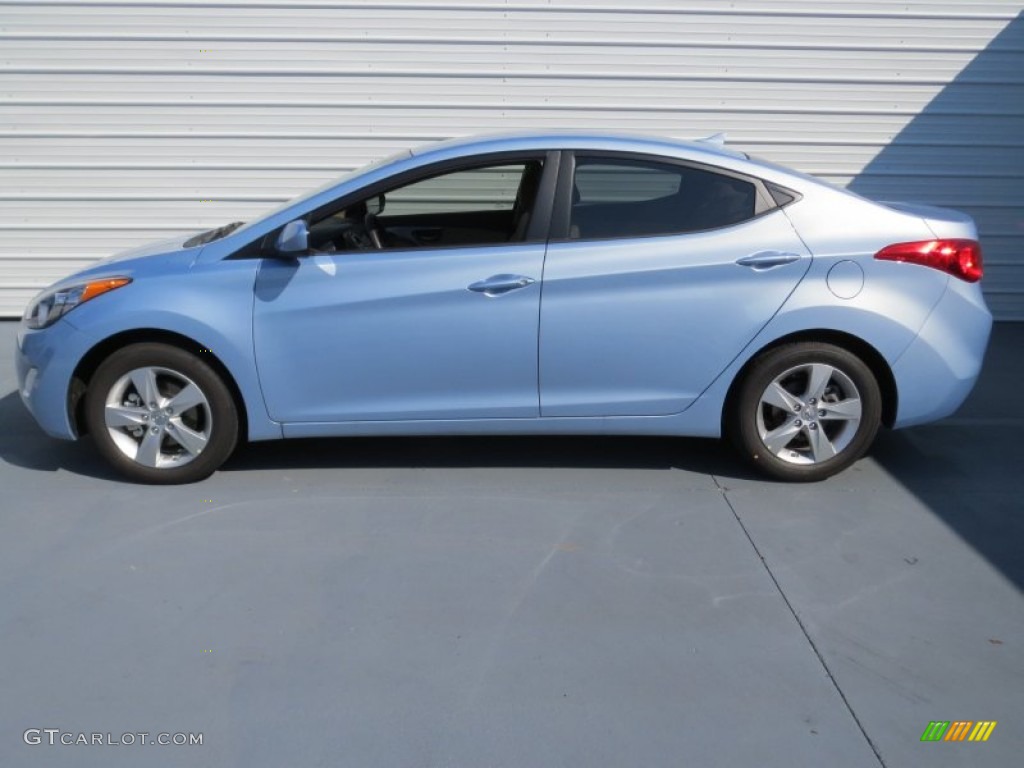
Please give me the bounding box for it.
[698,132,727,147]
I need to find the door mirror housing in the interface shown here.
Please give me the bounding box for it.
[366,194,385,216]
[275,219,309,255]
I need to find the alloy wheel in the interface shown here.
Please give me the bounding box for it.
[755,362,863,465]
[103,366,212,468]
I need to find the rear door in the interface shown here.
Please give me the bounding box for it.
[539,152,811,417]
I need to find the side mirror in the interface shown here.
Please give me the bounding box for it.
[367,194,385,216]
[275,219,309,255]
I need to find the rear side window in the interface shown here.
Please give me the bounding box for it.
[571,157,758,240]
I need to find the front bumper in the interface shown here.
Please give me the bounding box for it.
[891,279,993,428]
[16,319,87,440]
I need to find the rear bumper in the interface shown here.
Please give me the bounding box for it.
[891,279,992,428]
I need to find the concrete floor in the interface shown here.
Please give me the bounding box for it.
[1,320,1021,768]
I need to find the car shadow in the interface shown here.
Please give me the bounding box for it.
[222,432,759,480]
[870,323,1024,591]
[872,427,1024,591]
[0,390,121,481]
[845,10,1024,590]
[0,388,762,482]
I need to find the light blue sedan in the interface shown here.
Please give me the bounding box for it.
[16,133,992,483]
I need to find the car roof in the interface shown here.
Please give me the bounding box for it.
[410,131,750,164]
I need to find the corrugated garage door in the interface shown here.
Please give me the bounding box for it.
[2,0,1022,318]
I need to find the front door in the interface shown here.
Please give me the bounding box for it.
[253,155,552,423]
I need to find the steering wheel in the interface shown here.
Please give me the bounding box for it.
[364,212,384,250]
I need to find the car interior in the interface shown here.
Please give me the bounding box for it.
[308,160,546,253]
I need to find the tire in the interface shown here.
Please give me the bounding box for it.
[84,343,239,484]
[727,342,882,482]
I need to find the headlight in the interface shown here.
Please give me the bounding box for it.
[22,277,132,330]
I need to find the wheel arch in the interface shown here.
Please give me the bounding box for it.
[721,329,898,432]
[69,328,248,441]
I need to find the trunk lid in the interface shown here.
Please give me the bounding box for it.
[879,201,978,240]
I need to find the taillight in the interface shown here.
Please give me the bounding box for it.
[874,239,983,282]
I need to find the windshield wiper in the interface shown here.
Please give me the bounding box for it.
[184,221,245,247]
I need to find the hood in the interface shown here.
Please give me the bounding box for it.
[93,232,204,266]
[57,234,205,286]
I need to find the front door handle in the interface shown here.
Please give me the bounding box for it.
[735,251,802,269]
[468,274,536,297]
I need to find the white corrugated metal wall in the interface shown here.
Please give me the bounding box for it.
[2,0,1022,318]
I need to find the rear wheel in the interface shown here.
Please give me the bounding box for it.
[728,342,882,482]
[84,343,238,484]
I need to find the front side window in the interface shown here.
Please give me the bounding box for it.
[309,159,545,253]
[570,157,758,240]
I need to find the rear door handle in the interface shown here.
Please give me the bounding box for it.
[736,251,802,269]
[468,274,536,297]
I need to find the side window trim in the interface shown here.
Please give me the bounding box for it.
[551,149,576,241]
[526,150,561,243]
[550,149,780,244]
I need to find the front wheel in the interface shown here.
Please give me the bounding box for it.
[728,343,882,482]
[84,343,238,484]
